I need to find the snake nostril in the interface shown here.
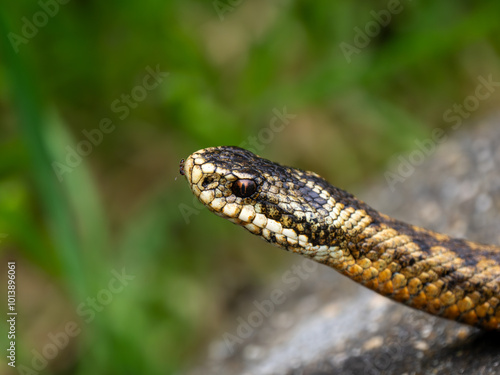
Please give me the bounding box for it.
[201,176,215,188]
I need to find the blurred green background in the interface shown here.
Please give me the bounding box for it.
[1,0,500,374]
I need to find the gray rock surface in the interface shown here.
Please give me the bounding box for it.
[189,115,500,375]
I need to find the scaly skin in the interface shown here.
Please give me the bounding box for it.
[181,146,500,330]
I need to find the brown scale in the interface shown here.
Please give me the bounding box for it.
[181,146,500,330]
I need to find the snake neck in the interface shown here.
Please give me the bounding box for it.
[294,192,500,329]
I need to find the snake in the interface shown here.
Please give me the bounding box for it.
[180,146,500,330]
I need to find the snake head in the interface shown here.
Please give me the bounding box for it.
[181,146,265,217]
[181,146,354,250]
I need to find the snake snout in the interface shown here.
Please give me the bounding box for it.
[181,154,198,185]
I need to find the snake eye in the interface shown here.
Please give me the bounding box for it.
[232,179,257,198]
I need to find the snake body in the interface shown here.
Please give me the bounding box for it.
[181,146,500,330]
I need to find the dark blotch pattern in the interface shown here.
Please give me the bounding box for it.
[184,146,500,330]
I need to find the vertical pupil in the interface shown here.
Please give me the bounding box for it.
[233,179,255,197]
